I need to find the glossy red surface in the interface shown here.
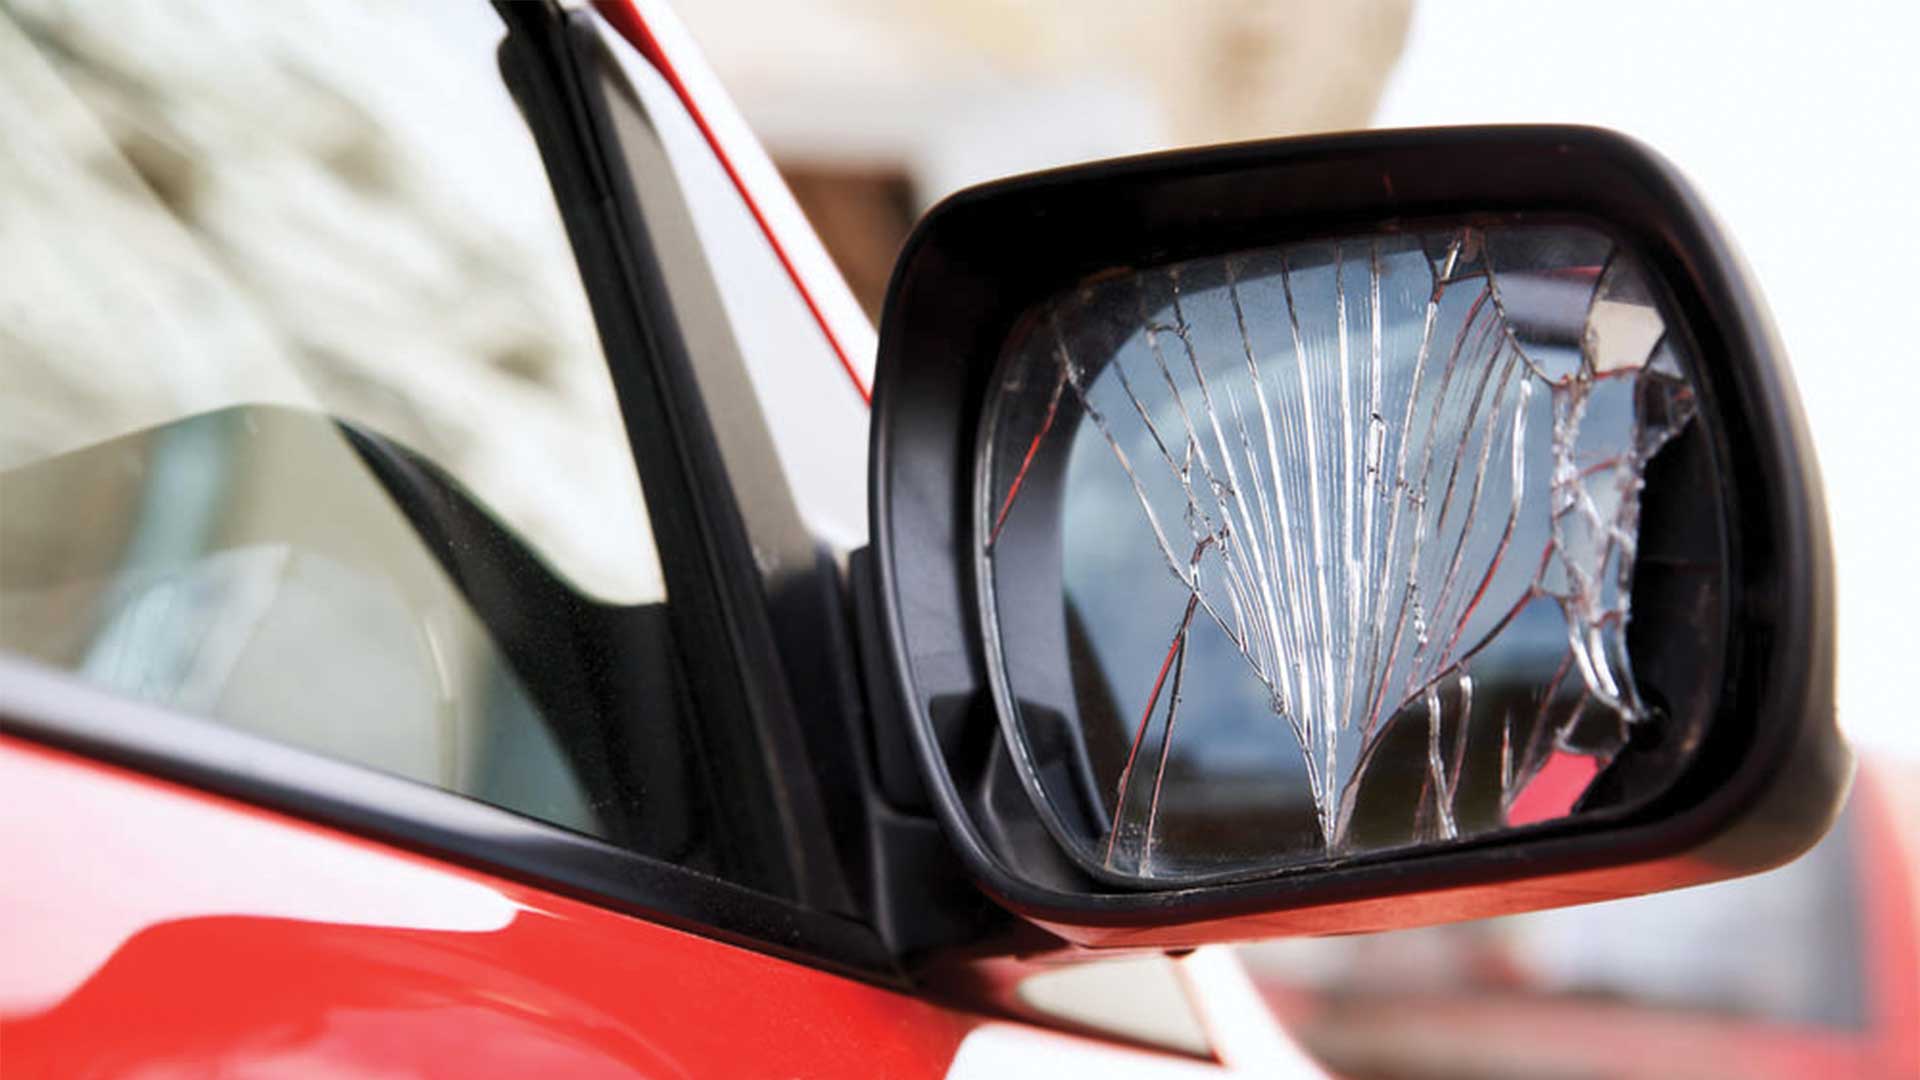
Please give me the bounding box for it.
[0,736,972,1078]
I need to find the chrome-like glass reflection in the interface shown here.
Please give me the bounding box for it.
[983,225,1702,881]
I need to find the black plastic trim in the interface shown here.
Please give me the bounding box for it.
[496,2,855,913]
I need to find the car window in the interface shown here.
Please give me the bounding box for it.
[0,0,657,602]
[0,1,790,894]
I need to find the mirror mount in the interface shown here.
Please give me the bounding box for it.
[868,125,1847,948]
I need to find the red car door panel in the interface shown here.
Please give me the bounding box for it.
[0,736,973,1078]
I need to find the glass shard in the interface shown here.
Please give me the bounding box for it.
[982,223,1708,882]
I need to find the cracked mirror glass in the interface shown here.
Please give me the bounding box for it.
[980,223,1721,883]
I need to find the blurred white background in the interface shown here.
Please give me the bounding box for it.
[1377,0,1920,761]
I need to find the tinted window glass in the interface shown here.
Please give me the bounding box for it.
[0,1,782,892]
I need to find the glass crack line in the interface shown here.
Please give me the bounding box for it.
[989,363,1070,545]
[1104,538,1209,868]
[1002,223,1699,876]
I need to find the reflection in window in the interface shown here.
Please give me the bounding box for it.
[0,3,789,895]
[2,410,608,838]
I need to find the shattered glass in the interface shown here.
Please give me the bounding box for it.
[980,224,1706,882]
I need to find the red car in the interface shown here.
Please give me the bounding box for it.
[0,1,1866,1076]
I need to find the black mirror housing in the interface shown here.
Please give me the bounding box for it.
[867,125,1848,948]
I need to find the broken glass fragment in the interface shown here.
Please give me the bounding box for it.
[981,224,1709,882]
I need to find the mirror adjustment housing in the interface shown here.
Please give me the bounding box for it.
[866,125,1848,949]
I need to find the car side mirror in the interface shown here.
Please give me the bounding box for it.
[866,126,1848,948]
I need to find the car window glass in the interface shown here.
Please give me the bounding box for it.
[0,1,789,894]
[0,0,657,602]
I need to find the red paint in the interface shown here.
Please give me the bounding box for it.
[1106,591,1201,864]
[990,368,1070,543]
[1504,748,1601,827]
[592,0,872,405]
[0,736,971,1078]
